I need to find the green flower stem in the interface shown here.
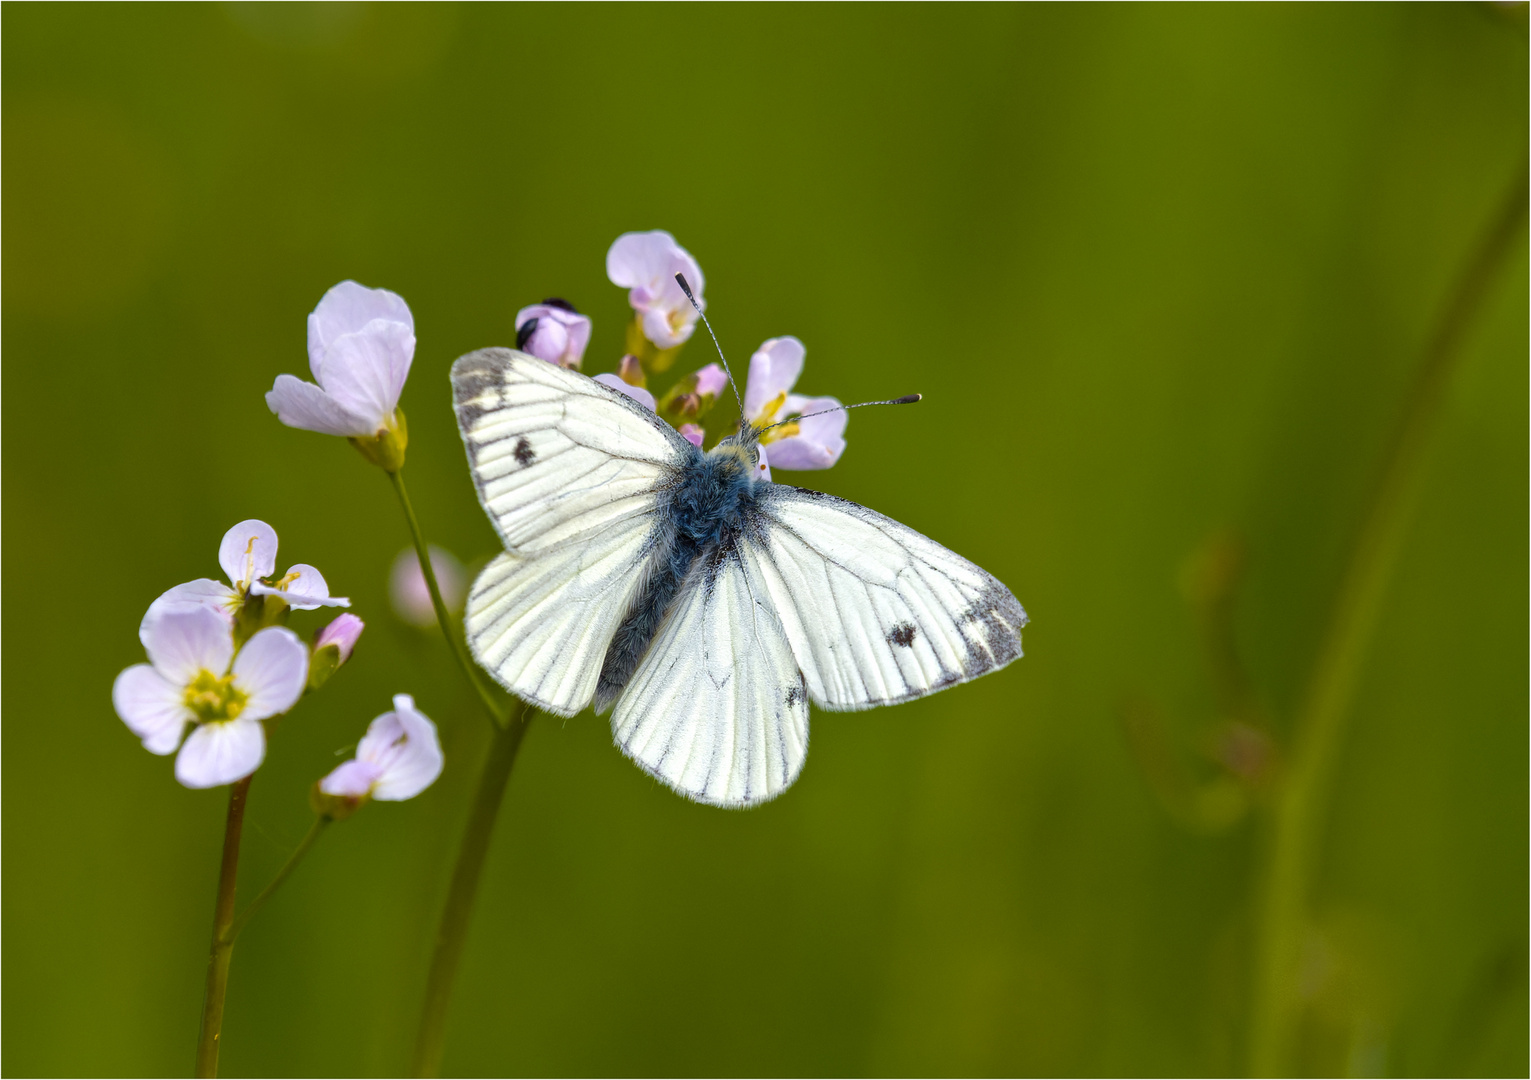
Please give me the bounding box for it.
[194,774,254,1079]
[411,701,534,1078]
[387,468,509,729]
[221,816,330,947]
[1247,159,1527,1077]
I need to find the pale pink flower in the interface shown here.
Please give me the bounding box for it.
[266,281,415,437]
[390,546,465,628]
[112,606,308,788]
[744,337,846,470]
[515,299,591,369]
[606,230,705,349]
[319,694,443,803]
[146,519,348,632]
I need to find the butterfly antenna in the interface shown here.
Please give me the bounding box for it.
[756,394,922,435]
[674,273,745,420]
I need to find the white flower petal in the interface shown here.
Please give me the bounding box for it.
[250,563,350,610]
[113,664,192,755]
[319,759,382,798]
[754,443,773,483]
[744,337,806,420]
[358,694,444,801]
[218,520,280,590]
[593,373,656,411]
[313,323,413,432]
[307,281,414,375]
[231,626,309,721]
[266,374,376,437]
[142,606,235,685]
[175,718,265,788]
[142,579,241,642]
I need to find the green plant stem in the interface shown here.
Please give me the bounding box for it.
[387,468,509,729]
[195,774,254,1079]
[1247,159,1528,1077]
[411,702,534,1078]
[221,816,330,947]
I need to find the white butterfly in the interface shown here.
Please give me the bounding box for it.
[453,348,1027,808]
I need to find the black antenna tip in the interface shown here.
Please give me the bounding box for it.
[674,272,700,308]
[892,394,922,405]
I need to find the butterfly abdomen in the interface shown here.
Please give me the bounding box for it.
[594,445,762,712]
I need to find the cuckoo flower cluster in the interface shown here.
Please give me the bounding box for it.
[126,229,858,1073]
[512,229,850,477]
[112,520,442,806]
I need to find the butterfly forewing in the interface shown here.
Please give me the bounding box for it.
[743,486,1027,711]
[453,348,688,555]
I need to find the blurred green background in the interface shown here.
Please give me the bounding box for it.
[3,4,1526,1076]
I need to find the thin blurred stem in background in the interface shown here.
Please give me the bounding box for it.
[411,701,534,1077]
[388,468,509,729]
[221,816,330,947]
[386,466,534,1076]
[194,775,254,1079]
[1247,156,1528,1077]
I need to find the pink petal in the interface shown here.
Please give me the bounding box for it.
[315,614,365,661]
[249,563,350,610]
[142,579,240,642]
[319,758,383,798]
[231,627,308,721]
[143,606,234,685]
[307,281,414,375]
[113,664,191,755]
[744,337,805,420]
[593,373,657,411]
[175,718,265,788]
[218,520,279,590]
[266,375,375,437]
[312,322,413,432]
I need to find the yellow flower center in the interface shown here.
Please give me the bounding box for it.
[752,391,800,444]
[184,669,248,723]
[266,569,303,592]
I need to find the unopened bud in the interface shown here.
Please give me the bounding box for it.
[618,353,647,388]
[316,613,364,662]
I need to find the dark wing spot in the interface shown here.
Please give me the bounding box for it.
[785,685,802,708]
[514,436,536,467]
[888,622,917,648]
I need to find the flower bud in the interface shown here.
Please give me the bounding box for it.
[618,353,647,388]
[657,362,727,423]
[316,613,365,662]
[348,408,408,471]
[515,300,591,369]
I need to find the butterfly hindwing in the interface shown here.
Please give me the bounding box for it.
[611,541,809,808]
[743,485,1027,711]
[465,526,658,717]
